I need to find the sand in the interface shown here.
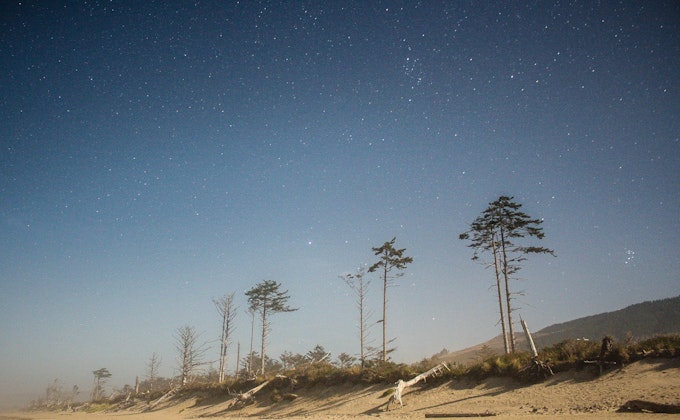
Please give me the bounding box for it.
[4,357,679,419]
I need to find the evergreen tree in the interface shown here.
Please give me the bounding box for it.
[245,280,297,375]
[369,237,413,362]
[460,196,554,353]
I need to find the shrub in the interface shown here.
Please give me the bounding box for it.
[540,339,600,370]
[632,334,680,358]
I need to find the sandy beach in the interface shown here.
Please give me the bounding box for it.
[4,357,679,419]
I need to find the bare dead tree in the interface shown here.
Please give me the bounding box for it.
[341,264,373,368]
[174,325,208,386]
[214,292,238,382]
[146,352,161,391]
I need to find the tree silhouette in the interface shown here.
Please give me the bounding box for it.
[91,368,111,401]
[245,280,297,375]
[369,237,413,362]
[460,195,554,353]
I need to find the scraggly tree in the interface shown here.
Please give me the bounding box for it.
[214,292,238,382]
[341,264,372,368]
[91,368,111,401]
[369,237,413,362]
[245,280,297,376]
[460,196,554,353]
[146,352,161,391]
[174,325,208,385]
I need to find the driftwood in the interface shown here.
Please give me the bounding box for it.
[618,400,680,414]
[145,387,179,411]
[229,379,271,409]
[229,375,291,409]
[425,413,497,418]
[518,319,553,381]
[520,319,538,358]
[387,362,450,410]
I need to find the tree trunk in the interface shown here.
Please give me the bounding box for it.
[236,342,241,377]
[492,237,509,354]
[249,310,255,376]
[360,296,366,368]
[260,306,268,375]
[499,226,516,353]
[382,264,388,362]
[219,306,228,382]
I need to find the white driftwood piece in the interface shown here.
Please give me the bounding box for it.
[146,387,179,411]
[230,375,289,409]
[389,362,450,409]
[230,379,271,408]
[520,318,538,358]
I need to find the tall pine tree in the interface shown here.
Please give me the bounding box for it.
[245,280,297,375]
[460,196,554,353]
[369,237,413,362]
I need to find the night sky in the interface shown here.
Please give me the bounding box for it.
[1,1,679,407]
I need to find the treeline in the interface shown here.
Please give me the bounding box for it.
[34,195,561,407]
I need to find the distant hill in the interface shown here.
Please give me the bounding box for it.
[443,295,680,365]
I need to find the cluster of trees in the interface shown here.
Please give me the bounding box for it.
[51,195,549,404]
[168,237,417,388]
[342,237,413,367]
[460,196,555,354]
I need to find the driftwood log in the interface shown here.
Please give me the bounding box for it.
[229,375,291,409]
[145,387,179,411]
[518,319,554,381]
[618,400,680,414]
[387,362,450,410]
[229,379,271,409]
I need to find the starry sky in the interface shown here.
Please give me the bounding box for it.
[1,0,679,408]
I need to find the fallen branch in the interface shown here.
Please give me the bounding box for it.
[425,413,497,418]
[387,362,450,410]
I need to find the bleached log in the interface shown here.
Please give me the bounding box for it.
[388,362,450,409]
[146,387,179,411]
[229,379,271,408]
[230,375,289,409]
[520,319,538,358]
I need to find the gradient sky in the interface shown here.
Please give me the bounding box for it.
[1,0,679,409]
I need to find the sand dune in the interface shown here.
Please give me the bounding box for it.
[5,357,679,419]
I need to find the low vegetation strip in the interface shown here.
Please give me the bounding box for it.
[27,334,680,414]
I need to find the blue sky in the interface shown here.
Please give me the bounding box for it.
[1,0,679,408]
